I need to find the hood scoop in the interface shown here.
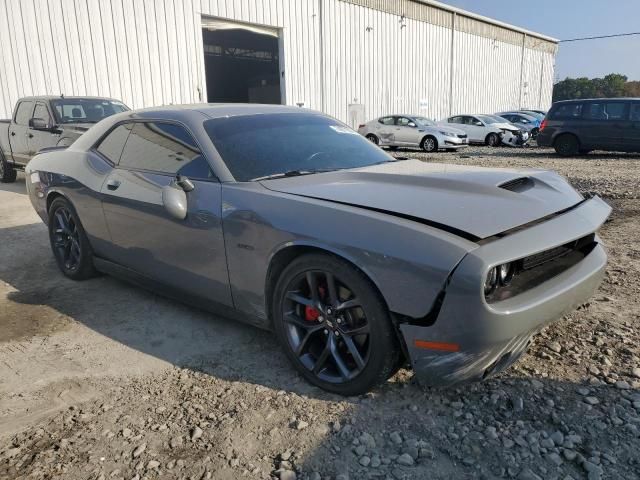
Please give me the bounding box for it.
[498,177,533,192]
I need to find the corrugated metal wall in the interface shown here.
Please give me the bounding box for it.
[0,0,556,124]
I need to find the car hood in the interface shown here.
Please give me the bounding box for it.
[261,160,584,240]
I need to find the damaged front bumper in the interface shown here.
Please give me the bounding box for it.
[399,196,611,387]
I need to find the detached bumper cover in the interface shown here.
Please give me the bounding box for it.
[400,196,611,387]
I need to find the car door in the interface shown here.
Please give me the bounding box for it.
[447,116,469,137]
[28,102,57,158]
[394,116,419,146]
[581,101,628,150]
[464,116,486,142]
[8,100,33,165]
[626,102,640,152]
[374,116,396,145]
[99,120,233,306]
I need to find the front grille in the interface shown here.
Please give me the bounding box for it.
[457,134,467,139]
[486,234,596,304]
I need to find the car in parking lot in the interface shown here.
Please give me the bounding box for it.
[440,114,524,146]
[496,112,541,138]
[537,98,640,156]
[358,115,468,152]
[25,104,610,395]
[0,96,129,182]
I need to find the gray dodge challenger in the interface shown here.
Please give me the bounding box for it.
[25,104,611,395]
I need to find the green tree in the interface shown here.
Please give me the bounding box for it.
[553,73,630,101]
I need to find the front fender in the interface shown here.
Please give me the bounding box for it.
[221,183,476,323]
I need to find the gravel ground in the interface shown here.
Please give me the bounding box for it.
[1,146,640,480]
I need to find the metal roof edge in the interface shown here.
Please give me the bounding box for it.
[413,0,559,43]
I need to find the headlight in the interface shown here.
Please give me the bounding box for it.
[484,267,498,295]
[439,131,452,136]
[498,263,515,285]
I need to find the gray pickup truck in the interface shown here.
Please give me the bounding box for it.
[0,96,128,182]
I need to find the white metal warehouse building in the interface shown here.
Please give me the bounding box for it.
[0,0,558,126]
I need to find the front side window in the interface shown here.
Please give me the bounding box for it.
[96,123,133,164]
[51,99,129,124]
[119,122,214,179]
[552,103,583,120]
[396,117,413,127]
[14,101,34,125]
[204,113,392,182]
[583,102,627,121]
[33,103,52,124]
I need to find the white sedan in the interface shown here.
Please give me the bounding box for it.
[440,114,526,146]
[358,115,469,152]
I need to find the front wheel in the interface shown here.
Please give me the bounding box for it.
[0,154,17,183]
[485,133,500,147]
[272,254,401,395]
[48,197,97,280]
[421,136,438,152]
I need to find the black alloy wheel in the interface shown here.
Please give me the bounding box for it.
[273,254,401,395]
[48,197,97,280]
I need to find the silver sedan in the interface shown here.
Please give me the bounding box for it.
[358,115,469,152]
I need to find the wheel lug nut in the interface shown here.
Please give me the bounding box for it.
[323,329,328,334]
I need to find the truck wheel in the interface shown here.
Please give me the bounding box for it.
[0,154,17,183]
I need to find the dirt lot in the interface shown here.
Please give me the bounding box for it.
[1,146,640,480]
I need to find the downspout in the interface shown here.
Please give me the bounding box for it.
[518,33,526,108]
[449,12,456,116]
[319,0,325,114]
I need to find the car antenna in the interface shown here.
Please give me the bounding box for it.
[60,93,65,98]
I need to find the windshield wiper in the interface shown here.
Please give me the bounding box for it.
[252,168,341,181]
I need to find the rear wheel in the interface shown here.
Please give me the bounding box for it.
[421,136,438,152]
[48,197,97,280]
[366,134,379,145]
[272,254,401,395]
[554,134,579,156]
[485,133,500,147]
[0,154,17,183]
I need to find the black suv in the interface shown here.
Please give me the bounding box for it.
[537,98,640,156]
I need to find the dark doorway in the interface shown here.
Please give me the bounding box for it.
[202,20,282,104]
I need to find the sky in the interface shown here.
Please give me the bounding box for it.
[438,0,640,81]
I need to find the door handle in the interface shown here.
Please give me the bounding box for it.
[106,179,121,191]
[27,133,33,138]
[10,131,15,136]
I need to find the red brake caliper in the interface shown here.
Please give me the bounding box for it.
[304,285,326,322]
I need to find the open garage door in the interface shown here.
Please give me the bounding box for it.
[202,18,282,104]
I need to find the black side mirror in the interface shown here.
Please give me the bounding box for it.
[29,118,53,131]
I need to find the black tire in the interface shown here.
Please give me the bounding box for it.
[0,153,17,183]
[48,197,97,280]
[387,146,398,151]
[365,134,379,145]
[554,134,579,157]
[272,253,401,395]
[485,133,500,147]
[420,136,438,152]
[579,149,592,155]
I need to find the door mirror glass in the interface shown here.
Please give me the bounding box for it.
[407,122,416,128]
[161,185,188,220]
[474,121,483,126]
[29,117,52,130]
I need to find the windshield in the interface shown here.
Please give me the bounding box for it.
[490,115,511,123]
[51,99,129,124]
[477,115,503,124]
[204,113,393,182]
[413,117,435,127]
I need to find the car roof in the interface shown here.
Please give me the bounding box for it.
[131,103,322,120]
[553,97,640,104]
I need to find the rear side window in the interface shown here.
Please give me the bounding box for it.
[449,116,463,124]
[378,117,394,125]
[119,122,214,179]
[631,104,640,122]
[96,124,133,164]
[583,102,628,121]
[14,101,34,125]
[551,103,583,120]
